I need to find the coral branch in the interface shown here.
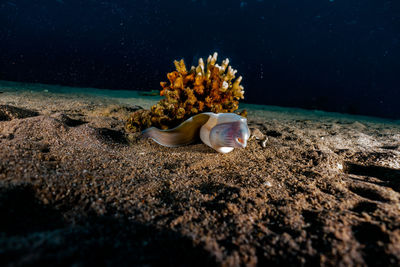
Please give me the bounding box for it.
[126,52,246,132]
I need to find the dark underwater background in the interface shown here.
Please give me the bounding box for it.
[0,0,399,119]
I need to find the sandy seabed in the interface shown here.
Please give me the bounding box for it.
[0,81,400,266]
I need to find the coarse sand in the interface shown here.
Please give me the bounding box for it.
[1,81,400,266]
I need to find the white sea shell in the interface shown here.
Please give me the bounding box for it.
[142,112,250,153]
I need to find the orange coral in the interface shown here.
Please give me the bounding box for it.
[126,52,245,132]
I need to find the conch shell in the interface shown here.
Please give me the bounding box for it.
[142,112,250,153]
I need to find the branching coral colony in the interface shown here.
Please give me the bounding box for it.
[126,52,246,132]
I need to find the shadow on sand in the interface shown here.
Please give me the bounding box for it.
[0,185,217,266]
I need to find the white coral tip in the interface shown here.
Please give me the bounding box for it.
[198,58,205,74]
[199,57,204,66]
[221,81,229,92]
[221,58,229,72]
[210,52,218,65]
[213,52,218,59]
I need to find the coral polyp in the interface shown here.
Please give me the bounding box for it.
[126,52,245,132]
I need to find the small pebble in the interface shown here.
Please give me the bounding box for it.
[264,181,272,187]
[262,138,268,148]
[337,163,343,170]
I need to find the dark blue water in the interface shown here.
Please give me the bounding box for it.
[1,0,399,119]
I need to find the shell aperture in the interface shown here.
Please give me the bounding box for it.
[210,120,250,148]
[142,112,250,153]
